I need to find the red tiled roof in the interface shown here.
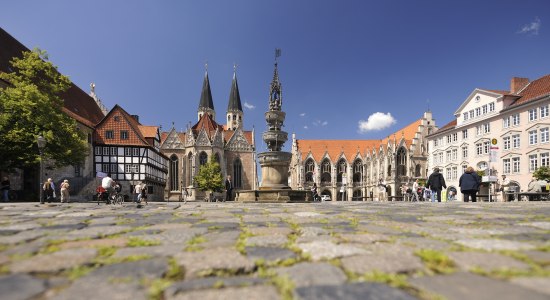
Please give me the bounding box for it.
[436,119,457,133]
[297,118,422,162]
[511,74,550,107]
[138,125,158,138]
[0,27,104,126]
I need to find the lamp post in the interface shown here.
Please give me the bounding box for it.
[37,135,46,204]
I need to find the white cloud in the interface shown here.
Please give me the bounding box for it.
[299,113,306,117]
[304,125,309,129]
[313,120,328,127]
[518,17,541,35]
[244,101,255,110]
[358,112,396,133]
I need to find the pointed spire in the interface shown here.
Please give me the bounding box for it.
[227,65,243,112]
[199,68,214,110]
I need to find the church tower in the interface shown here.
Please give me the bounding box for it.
[198,68,215,121]
[226,66,243,130]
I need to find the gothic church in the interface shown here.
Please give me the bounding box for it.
[160,69,256,200]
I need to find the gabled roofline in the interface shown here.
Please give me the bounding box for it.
[453,89,504,116]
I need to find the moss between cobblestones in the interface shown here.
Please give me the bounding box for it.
[0,265,9,275]
[185,236,206,252]
[470,266,550,280]
[535,244,550,252]
[236,227,254,254]
[65,265,96,280]
[127,237,161,247]
[144,278,172,300]
[415,249,456,274]
[271,274,295,300]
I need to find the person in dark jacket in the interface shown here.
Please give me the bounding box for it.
[459,166,481,202]
[427,167,447,202]
[225,175,233,202]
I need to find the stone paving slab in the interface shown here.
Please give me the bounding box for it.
[410,272,549,300]
[274,262,347,287]
[295,282,417,300]
[447,251,530,271]
[166,285,280,300]
[0,202,549,299]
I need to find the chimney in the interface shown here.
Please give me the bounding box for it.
[510,77,529,94]
[131,115,140,122]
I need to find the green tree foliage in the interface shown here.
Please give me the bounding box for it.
[194,156,224,195]
[533,166,550,181]
[0,49,87,170]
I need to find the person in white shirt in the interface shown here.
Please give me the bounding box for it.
[134,183,141,203]
[412,179,419,202]
[101,175,115,195]
[500,175,511,202]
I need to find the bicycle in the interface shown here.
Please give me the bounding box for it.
[110,191,125,206]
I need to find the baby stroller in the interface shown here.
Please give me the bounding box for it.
[423,189,432,202]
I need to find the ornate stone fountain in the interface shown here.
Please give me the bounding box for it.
[235,54,309,202]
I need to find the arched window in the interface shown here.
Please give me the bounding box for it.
[396,147,407,177]
[214,153,220,164]
[337,159,347,183]
[353,159,363,183]
[199,152,208,166]
[415,164,421,177]
[353,189,362,200]
[321,159,331,184]
[188,152,194,185]
[169,155,179,191]
[228,115,231,121]
[233,158,243,188]
[305,158,315,183]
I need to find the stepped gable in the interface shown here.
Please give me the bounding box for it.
[297,118,422,162]
[0,27,104,126]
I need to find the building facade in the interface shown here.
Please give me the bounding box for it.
[93,105,168,200]
[290,112,436,200]
[160,69,256,200]
[427,75,550,200]
[0,27,105,199]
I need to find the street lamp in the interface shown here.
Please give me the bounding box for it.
[37,135,46,204]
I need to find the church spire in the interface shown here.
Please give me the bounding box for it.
[198,65,215,121]
[227,64,243,130]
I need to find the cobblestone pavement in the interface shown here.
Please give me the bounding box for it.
[0,201,549,300]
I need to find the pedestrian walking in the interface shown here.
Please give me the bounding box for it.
[60,179,70,203]
[225,175,233,202]
[500,175,511,202]
[42,178,54,204]
[139,182,148,205]
[377,179,386,201]
[459,166,481,202]
[311,183,319,201]
[427,168,446,202]
[411,179,419,202]
[1,176,10,202]
[181,187,189,203]
[134,182,141,203]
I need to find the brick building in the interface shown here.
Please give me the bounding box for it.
[160,69,256,200]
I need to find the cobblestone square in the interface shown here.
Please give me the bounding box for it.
[0,201,549,300]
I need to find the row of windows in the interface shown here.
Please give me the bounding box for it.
[502,113,521,128]
[463,102,495,121]
[528,105,549,122]
[105,130,129,140]
[95,146,141,156]
[503,153,550,174]
[435,130,470,148]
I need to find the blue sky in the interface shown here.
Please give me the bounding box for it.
[1,1,549,152]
